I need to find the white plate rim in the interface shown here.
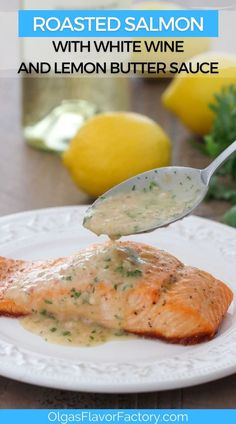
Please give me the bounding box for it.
[0,206,236,393]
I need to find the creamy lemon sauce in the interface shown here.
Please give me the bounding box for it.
[9,243,145,305]
[21,315,134,347]
[17,174,204,346]
[16,242,149,346]
[84,178,204,238]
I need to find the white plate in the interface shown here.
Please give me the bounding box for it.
[0,206,235,393]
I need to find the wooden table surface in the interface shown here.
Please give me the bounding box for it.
[1,75,236,409]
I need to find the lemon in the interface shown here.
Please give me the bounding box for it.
[132,1,210,75]
[163,52,236,135]
[63,112,171,197]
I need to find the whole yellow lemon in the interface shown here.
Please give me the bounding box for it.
[63,112,171,197]
[132,1,211,75]
[163,52,236,135]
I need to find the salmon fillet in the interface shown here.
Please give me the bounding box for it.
[0,241,233,345]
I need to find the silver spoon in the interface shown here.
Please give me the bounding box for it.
[84,141,236,237]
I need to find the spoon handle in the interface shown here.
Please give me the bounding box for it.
[201,140,236,185]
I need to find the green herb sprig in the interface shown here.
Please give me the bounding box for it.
[192,85,236,227]
[204,85,236,179]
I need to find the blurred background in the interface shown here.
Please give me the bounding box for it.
[0,0,236,227]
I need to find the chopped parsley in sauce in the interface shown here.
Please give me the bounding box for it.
[84,177,205,238]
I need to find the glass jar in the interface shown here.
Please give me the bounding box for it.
[22,0,132,152]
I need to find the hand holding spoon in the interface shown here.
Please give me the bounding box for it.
[84,141,236,239]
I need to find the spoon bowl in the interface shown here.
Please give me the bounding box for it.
[85,166,207,236]
[84,141,236,238]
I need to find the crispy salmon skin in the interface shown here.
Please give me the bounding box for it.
[0,241,233,345]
